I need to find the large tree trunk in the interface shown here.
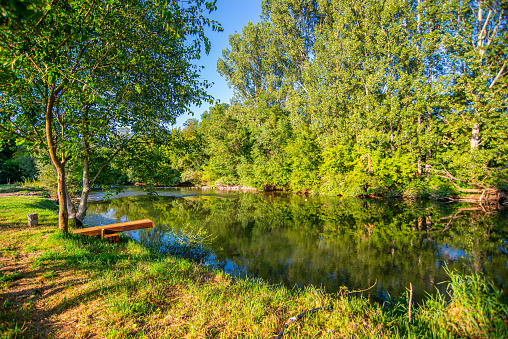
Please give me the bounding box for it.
[55,166,68,232]
[75,191,90,225]
[46,85,68,232]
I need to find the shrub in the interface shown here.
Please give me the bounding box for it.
[0,159,23,184]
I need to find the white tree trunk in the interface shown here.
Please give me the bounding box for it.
[470,123,481,151]
[75,156,91,225]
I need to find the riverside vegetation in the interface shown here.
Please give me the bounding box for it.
[1,191,508,338]
[1,0,507,336]
[114,0,508,204]
[2,0,507,233]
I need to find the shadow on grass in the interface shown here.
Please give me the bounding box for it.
[0,232,165,338]
[25,199,57,211]
[0,273,125,338]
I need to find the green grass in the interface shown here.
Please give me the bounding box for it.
[0,196,57,227]
[0,196,507,338]
[0,183,48,196]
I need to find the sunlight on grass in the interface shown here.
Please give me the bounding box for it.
[1,197,507,338]
[0,196,57,226]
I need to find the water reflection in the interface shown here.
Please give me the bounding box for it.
[84,188,508,301]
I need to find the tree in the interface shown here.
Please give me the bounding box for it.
[217,21,287,103]
[440,0,508,186]
[0,0,220,231]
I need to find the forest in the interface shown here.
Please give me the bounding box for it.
[111,0,508,200]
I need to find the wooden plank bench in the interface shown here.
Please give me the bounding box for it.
[72,219,154,243]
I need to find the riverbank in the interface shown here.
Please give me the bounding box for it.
[1,196,507,338]
[116,180,508,205]
[166,183,508,205]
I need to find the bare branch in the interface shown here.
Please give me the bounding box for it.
[479,9,492,47]
[55,36,71,51]
[489,62,506,89]
[485,10,504,49]
[53,97,65,131]
[32,125,48,153]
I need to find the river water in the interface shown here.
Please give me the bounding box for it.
[84,187,508,301]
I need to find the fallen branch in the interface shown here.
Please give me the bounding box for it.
[406,282,413,323]
[432,164,489,192]
[345,279,377,295]
[275,307,322,339]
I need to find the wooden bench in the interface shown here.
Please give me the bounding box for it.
[72,219,154,243]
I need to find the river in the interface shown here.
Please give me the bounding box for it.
[84,187,508,302]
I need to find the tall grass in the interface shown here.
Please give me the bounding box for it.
[440,268,508,338]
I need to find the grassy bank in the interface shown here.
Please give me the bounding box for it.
[1,195,507,338]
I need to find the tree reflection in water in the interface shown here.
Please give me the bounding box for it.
[85,188,508,301]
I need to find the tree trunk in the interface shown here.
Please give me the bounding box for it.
[67,156,91,227]
[470,123,480,151]
[425,162,431,178]
[390,122,395,154]
[76,184,91,226]
[75,198,89,224]
[46,86,68,232]
[55,165,68,232]
[77,153,93,224]
[66,184,77,220]
[417,115,422,176]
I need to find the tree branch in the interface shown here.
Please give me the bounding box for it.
[489,62,506,89]
[89,135,136,187]
[34,0,55,28]
[485,10,504,50]
[0,123,36,143]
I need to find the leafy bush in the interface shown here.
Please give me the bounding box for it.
[180,168,204,186]
[370,151,416,192]
[286,133,321,192]
[320,144,361,195]
[17,155,38,180]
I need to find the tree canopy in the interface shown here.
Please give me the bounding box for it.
[159,0,507,201]
[0,0,220,231]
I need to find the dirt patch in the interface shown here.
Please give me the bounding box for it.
[0,192,45,198]
[0,248,92,338]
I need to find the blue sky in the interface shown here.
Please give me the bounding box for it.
[173,0,262,128]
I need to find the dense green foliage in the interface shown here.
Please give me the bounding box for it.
[0,0,220,230]
[150,0,508,197]
[0,140,37,184]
